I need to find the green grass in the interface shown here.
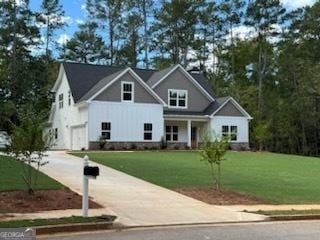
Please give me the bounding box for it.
[0,155,63,192]
[253,209,320,216]
[73,151,320,204]
[0,215,116,228]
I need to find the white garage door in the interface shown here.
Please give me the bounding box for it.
[71,126,86,150]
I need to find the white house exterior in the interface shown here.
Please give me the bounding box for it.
[46,62,252,150]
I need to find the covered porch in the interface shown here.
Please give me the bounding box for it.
[164,116,210,149]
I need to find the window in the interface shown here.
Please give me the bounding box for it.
[222,125,229,138]
[54,128,58,139]
[122,82,134,102]
[221,125,238,141]
[230,126,238,141]
[168,90,187,108]
[166,126,178,141]
[101,122,111,140]
[58,94,63,109]
[68,91,71,106]
[144,123,152,140]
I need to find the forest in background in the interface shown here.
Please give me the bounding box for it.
[0,0,320,155]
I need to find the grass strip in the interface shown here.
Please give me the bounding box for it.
[0,215,116,228]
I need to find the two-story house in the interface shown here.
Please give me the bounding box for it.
[46,62,252,150]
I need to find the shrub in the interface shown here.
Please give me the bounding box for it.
[200,131,230,191]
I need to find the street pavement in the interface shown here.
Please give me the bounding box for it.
[40,220,320,240]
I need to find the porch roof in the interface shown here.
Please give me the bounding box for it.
[163,97,230,117]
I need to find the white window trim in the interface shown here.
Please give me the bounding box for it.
[68,90,71,106]
[168,89,188,109]
[221,125,238,142]
[58,93,63,109]
[166,125,179,142]
[144,123,153,141]
[101,122,111,140]
[121,81,134,103]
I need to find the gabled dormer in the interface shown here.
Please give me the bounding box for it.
[147,65,215,113]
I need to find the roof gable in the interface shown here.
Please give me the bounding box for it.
[210,97,252,119]
[60,62,215,104]
[94,71,161,104]
[149,65,215,102]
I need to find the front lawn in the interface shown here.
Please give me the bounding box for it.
[0,155,63,192]
[73,151,320,204]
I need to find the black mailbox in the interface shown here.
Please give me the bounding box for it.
[84,166,99,178]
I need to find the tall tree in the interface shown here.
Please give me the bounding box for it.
[86,0,123,66]
[0,0,42,129]
[152,0,203,67]
[220,0,245,81]
[39,0,65,61]
[64,22,107,64]
[245,0,286,117]
[117,14,142,67]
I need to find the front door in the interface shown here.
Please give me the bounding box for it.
[191,127,197,148]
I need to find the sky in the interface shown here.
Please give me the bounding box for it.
[29,0,316,52]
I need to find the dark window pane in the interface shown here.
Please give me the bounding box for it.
[123,92,132,100]
[101,131,110,140]
[172,126,178,133]
[231,126,237,133]
[123,83,132,92]
[173,134,178,141]
[231,134,237,141]
[166,134,171,141]
[144,132,152,140]
[144,123,152,131]
[179,92,186,98]
[170,91,177,98]
[169,99,177,106]
[178,99,185,107]
[222,125,229,133]
[166,126,171,133]
[102,122,111,130]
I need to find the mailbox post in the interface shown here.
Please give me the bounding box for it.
[82,155,89,217]
[82,155,99,218]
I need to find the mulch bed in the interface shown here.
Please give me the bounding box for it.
[174,187,266,205]
[0,189,102,214]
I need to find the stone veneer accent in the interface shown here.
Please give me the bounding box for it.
[229,142,250,151]
[89,141,249,151]
[89,141,161,150]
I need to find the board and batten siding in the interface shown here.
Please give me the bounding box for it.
[48,71,88,150]
[210,116,249,143]
[88,101,164,142]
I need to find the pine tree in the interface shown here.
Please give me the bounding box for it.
[39,0,65,61]
[64,22,107,64]
[86,0,124,66]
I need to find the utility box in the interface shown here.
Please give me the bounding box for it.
[84,166,99,178]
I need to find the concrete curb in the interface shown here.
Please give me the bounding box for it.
[35,221,115,235]
[270,214,320,221]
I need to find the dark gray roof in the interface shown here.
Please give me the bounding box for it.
[79,69,125,101]
[147,65,176,87]
[62,62,215,103]
[164,97,230,116]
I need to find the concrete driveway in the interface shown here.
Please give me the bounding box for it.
[41,151,265,227]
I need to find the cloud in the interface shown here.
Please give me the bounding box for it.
[76,19,85,25]
[281,0,315,9]
[57,34,70,45]
[61,16,73,25]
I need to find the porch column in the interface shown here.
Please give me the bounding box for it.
[187,120,191,148]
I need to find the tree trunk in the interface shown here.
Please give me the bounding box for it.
[142,0,149,69]
[45,15,50,62]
